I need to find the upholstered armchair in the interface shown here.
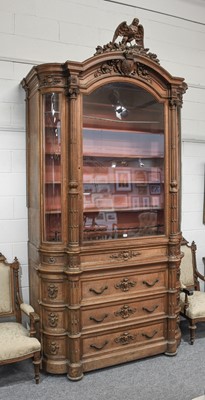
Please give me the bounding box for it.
[180,238,205,344]
[0,252,41,383]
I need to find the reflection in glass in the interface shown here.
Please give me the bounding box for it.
[82,82,165,242]
[43,93,62,242]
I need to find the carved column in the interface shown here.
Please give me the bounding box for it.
[65,73,83,380]
[167,84,186,353]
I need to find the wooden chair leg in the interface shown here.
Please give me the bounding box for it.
[33,352,41,384]
[189,322,196,345]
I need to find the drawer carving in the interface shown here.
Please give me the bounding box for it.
[115,277,136,292]
[143,278,159,287]
[48,341,59,355]
[114,332,136,345]
[114,304,136,319]
[48,312,59,328]
[90,340,109,351]
[42,279,66,303]
[110,250,141,262]
[89,285,108,295]
[48,284,58,299]
[89,314,109,323]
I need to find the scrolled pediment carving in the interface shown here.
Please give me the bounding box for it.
[95,51,152,82]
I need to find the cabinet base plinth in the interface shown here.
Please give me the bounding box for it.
[42,359,67,374]
[67,363,83,381]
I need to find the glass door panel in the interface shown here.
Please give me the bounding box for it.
[83,82,165,241]
[43,93,62,242]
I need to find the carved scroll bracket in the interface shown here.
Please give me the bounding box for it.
[66,75,80,99]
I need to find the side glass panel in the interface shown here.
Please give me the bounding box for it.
[82,82,165,242]
[43,93,62,242]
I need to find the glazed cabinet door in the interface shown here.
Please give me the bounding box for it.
[82,82,165,242]
[42,92,63,243]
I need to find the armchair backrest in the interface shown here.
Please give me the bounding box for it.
[0,253,21,321]
[180,238,199,290]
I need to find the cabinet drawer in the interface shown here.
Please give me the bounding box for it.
[81,246,167,269]
[81,267,167,303]
[82,320,166,358]
[42,306,67,333]
[43,333,67,359]
[82,294,166,331]
[41,278,67,304]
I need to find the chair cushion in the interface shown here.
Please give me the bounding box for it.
[180,291,205,318]
[0,322,41,362]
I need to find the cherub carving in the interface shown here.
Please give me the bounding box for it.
[112,18,144,47]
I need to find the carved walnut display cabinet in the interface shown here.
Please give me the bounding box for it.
[22,19,187,380]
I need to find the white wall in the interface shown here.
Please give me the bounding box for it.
[0,0,205,301]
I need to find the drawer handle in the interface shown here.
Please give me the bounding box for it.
[143,278,159,287]
[90,314,109,323]
[89,285,108,295]
[142,305,159,313]
[142,330,158,339]
[115,278,136,292]
[90,340,109,350]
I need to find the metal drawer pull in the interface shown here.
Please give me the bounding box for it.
[90,340,109,350]
[142,305,159,313]
[143,278,159,287]
[142,330,158,339]
[89,314,108,323]
[89,285,108,295]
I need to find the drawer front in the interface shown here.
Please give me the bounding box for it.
[81,245,167,269]
[82,320,166,358]
[41,278,67,304]
[81,294,166,331]
[43,334,67,359]
[42,307,67,333]
[81,267,167,303]
[41,254,66,265]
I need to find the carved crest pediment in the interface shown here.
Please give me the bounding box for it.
[94,18,160,64]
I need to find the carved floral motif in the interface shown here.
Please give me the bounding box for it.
[110,250,140,261]
[48,312,58,328]
[114,304,136,319]
[114,332,135,345]
[47,284,58,299]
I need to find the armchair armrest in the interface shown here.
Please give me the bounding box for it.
[180,287,194,296]
[20,303,40,337]
[180,287,194,316]
[20,302,34,316]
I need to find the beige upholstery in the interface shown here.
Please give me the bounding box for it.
[180,239,205,344]
[180,291,205,319]
[0,322,41,361]
[0,263,12,313]
[180,244,195,287]
[0,253,41,383]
